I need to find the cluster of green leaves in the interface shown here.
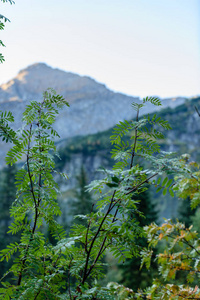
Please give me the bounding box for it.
[0,90,71,299]
[62,96,182,298]
[0,0,15,63]
[154,175,174,197]
[0,95,182,299]
[110,99,173,173]
[109,215,200,299]
[0,111,16,143]
[0,164,18,283]
[174,159,200,210]
[124,138,200,299]
[138,220,200,299]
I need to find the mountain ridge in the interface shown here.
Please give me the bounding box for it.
[0,63,186,106]
[0,62,186,165]
[0,63,109,103]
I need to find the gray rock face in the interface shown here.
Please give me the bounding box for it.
[0,63,186,165]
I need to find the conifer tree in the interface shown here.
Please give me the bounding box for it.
[177,197,196,228]
[119,188,158,290]
[70,165,94,226]
[0,164,17,281]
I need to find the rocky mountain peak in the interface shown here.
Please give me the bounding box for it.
[0,63,108,103]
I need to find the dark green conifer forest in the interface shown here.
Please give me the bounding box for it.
[119,188,158,290]
[70,166,94,226]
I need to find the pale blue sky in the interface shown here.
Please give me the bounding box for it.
[0,0,200,98]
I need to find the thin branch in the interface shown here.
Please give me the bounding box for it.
[27,124,37,209]
[17,105,43,285]
[67,261,73,300]
[33,291,41,300]
[84,219,92,254]
[125,172,158,195]
[162,284,200,300]
[130,106,139,168]
[84,205,119,280]
[17,124,36,286]
[81,190,116,283]
[195,106,200,117]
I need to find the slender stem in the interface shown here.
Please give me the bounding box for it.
[68,261,72,300]
[130,107,139,168]
[195,106,200,117]
[81,191,116,283]
[85,219,92,254]
[80,105,159,287]
[82,107,143,284]
[179,227,200,256]
[17,124,37,286]
[85,206,119,280]
[38,107,42,206]
[84,202,97,253]
[17,105,43,286]
[33,291,41,300]
[27,124,37,208]
[125,173,158,195]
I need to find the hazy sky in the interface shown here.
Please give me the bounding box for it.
[0,0,200,98]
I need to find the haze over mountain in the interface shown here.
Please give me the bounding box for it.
[0,63,186,165]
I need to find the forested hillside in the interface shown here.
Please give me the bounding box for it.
[55,96,200,220]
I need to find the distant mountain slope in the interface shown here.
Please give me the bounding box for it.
[55,96,200,220]
[0,63,186,165]
[56,96,200,181]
